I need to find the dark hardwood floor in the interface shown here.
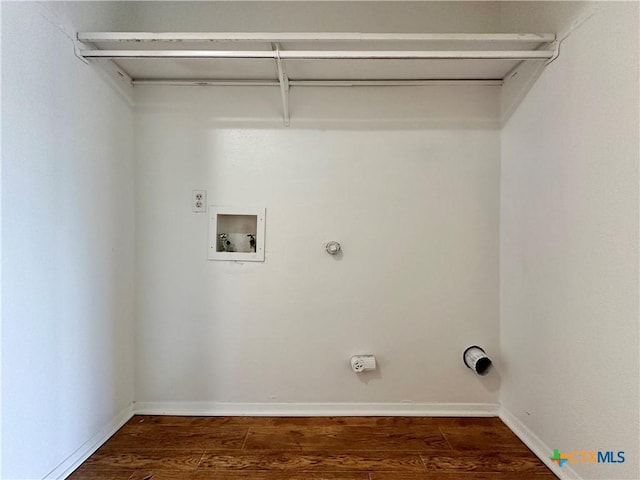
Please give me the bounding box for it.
[68,416,557,480]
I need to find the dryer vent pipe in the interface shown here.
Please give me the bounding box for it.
[463,346,492,376]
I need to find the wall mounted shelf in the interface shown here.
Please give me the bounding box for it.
[77,31,557,125]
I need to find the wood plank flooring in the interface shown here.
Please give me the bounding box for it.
[68,416,557,480]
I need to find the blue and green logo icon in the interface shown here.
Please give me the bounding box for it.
[550,449,568,467]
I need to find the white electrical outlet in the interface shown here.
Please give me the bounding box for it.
[351,357,365,373]
[192,190,207,213]
[351,355,376,373]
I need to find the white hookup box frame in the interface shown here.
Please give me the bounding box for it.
[208,206,266,262]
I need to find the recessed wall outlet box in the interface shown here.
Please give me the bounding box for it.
[192,190,207,212]
[208,206,266,262]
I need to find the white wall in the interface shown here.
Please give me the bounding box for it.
[500,1,594,33]
[134,86,501,411]
[1,3,135,479]
[123,1,502,33]
[500,3,639,480]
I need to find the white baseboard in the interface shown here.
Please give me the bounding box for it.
[134,401,499,417]
[499,407,581,480]
[44,403,135,480]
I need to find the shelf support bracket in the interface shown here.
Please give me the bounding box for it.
[272,43,290,126]
[545,41,561,65]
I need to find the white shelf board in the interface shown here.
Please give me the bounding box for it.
[81,31,554,83]
[78,31,556,124]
